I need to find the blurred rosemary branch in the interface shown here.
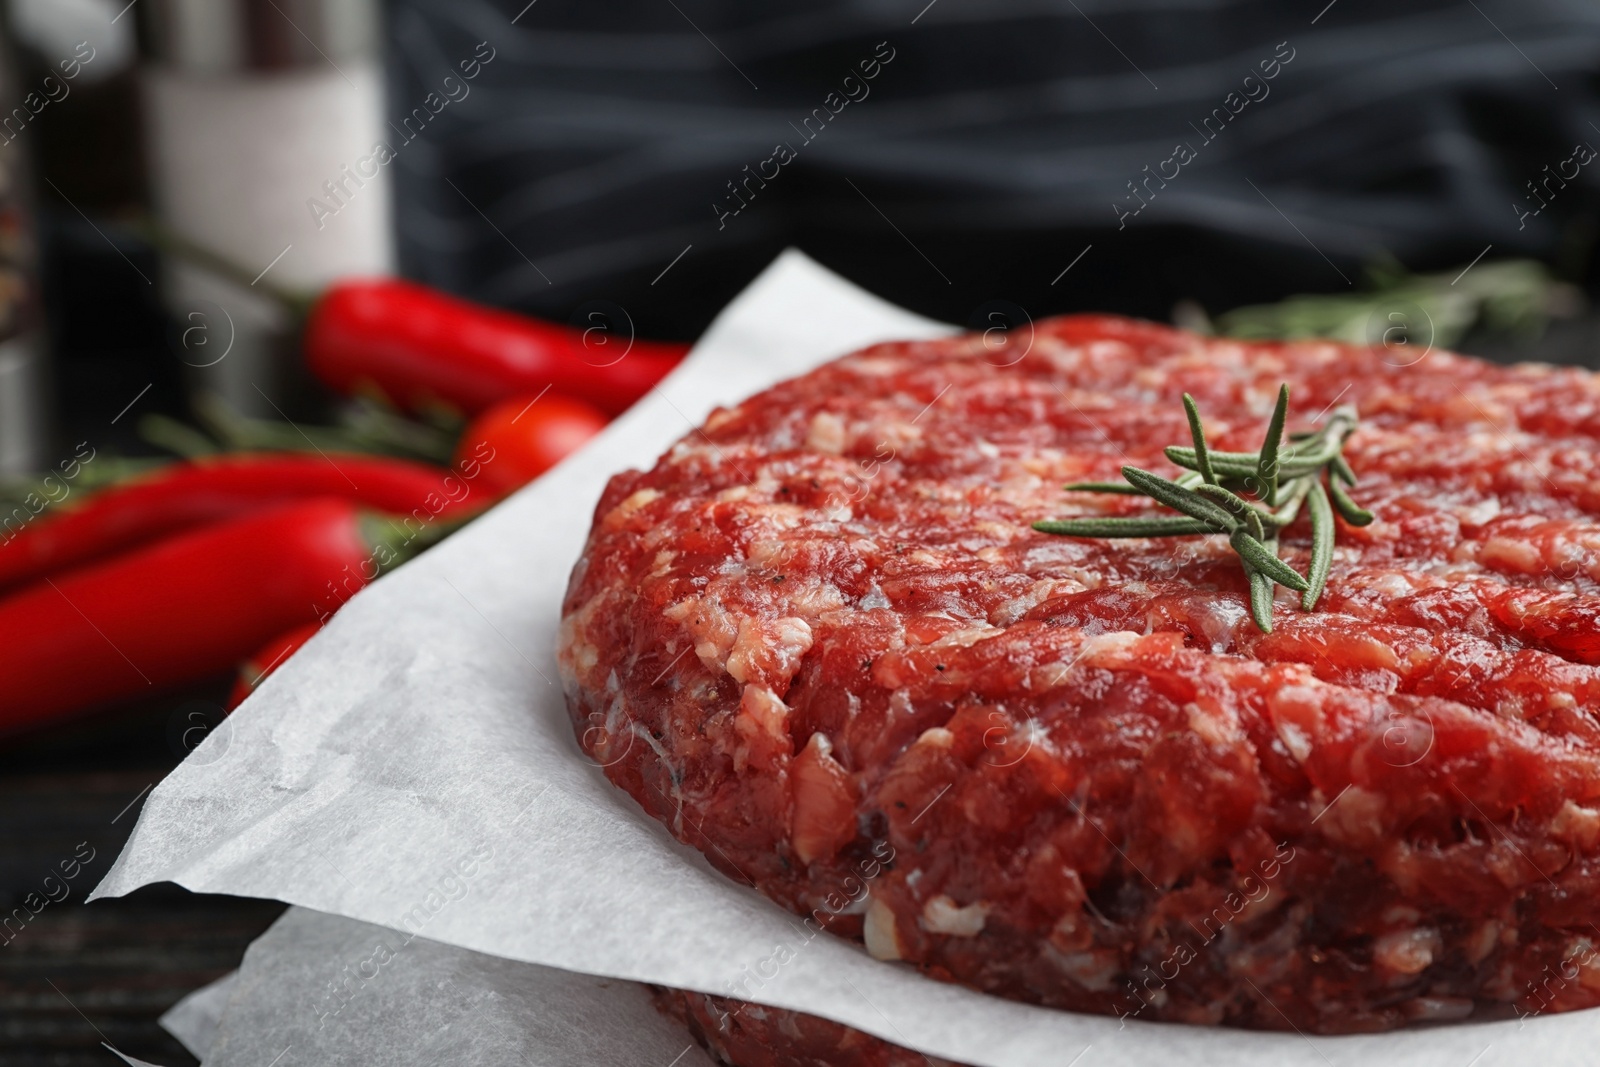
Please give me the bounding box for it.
[1202,256,1583,348]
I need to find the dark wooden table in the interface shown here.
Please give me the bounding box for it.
[0,692,285,1066]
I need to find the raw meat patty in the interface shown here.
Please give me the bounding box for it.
[650,987,962,1067]
[560,315,1600,1038]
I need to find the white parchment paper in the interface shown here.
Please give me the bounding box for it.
[94,250,1599,1066]
[185,908,716,1067]
[160,972,236,1061]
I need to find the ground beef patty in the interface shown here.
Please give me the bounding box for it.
[649,987,962,1067]
[559,315,1600,1043]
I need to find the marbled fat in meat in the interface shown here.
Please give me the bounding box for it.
[560,316,1600,1052]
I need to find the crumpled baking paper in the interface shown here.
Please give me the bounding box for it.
[160,972,236,1060]
[94,250,1599,1066]
[163,907,716,1067]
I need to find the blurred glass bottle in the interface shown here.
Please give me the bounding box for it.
[141,0,393,417]
[0,5,46,477]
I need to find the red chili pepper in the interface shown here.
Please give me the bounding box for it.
[0,497,453,735]
[226,622,322,710]
[304,279,688,417]
[0,453,479,592]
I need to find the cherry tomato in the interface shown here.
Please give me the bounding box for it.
[454,392,609,496]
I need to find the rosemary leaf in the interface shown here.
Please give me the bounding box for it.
[1244,508,1267,544]
[1120,466,1240,530]
[1193,482,1282,528]
[1031,383,1371,633]
[1303,479,1335,610]
[1282,411,1354,467]
[1328,478,1375,526]
[1230,527,1311,592]
[1064,481,1144,494]
[1182,393,1218,485]
[1032,516,1220,537]
[1325,406,1360,434]
[1281,439,1340,470]
[1302,407,1358,451]
[1167,444,1259,465]
[1257,384,1290,505]
[1164,447,1256,474]
[1270,475,1315,528]
[1066,473,1205,493]
[1165,447,1326,483]
[1248,568,1276,633]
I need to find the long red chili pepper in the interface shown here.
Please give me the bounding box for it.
[226,622,322,710]
[0,453,480,592]
[0,497,456,734]
[304,279,688,417]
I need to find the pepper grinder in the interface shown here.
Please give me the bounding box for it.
[140,0,394,419]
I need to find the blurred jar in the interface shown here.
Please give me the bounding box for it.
[0,6,46,478]
[141,0,394,418]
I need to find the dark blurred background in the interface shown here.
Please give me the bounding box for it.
[379,0,1600,341]
[4,0,1600,1062]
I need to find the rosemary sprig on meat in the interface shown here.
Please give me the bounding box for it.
[1032,385,1372,633]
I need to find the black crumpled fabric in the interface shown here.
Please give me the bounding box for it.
[383,0,1600,339]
